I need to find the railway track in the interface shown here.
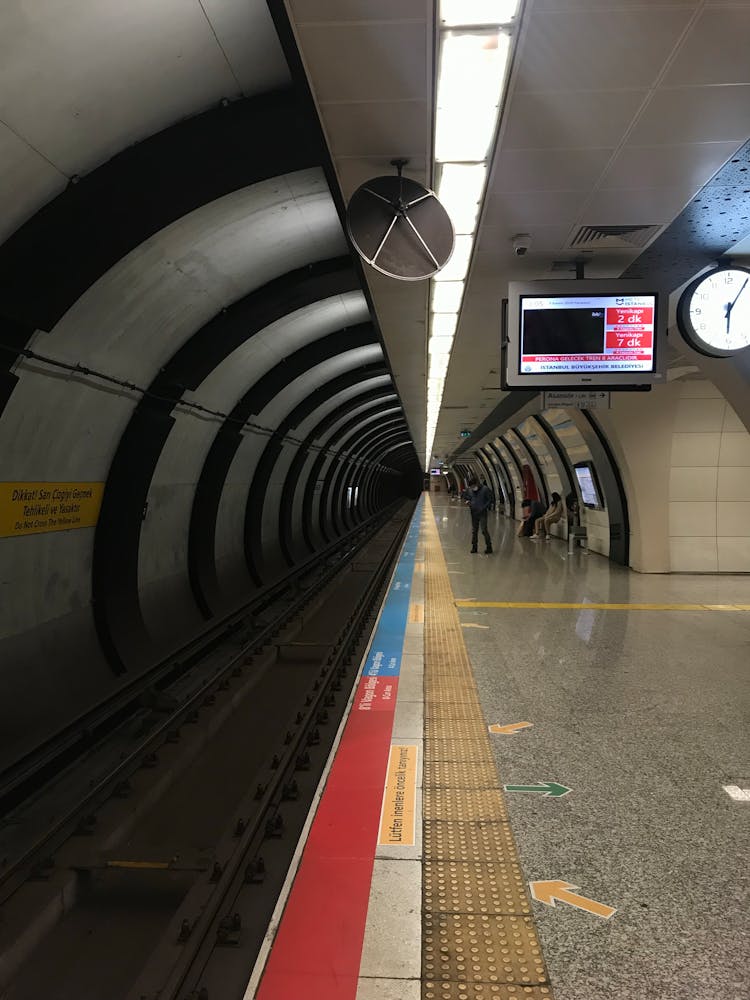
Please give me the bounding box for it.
[0,502,414,1000]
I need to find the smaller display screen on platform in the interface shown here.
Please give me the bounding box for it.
[574,462,603,509]
[519,293,657,375]
[430,468,442,476]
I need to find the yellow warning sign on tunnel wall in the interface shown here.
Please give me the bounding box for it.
[0,482,104,538]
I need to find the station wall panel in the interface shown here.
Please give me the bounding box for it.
[669,380,750,572]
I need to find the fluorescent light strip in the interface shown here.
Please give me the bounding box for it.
[431,313,459,339]
[436,164,487,235]
[425,1,520,469]
[433,235,473,283]
[435,33,511,163]
[440,0,519,26]
[429,335,454,357]
[431,280,464,313]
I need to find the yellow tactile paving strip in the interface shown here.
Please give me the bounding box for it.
[422,500,553,1000]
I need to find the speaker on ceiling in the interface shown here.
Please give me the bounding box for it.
[346,159,455,281]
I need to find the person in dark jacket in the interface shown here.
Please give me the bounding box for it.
[463,479,493,554]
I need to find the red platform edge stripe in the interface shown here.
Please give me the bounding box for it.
[255,673,401,1000]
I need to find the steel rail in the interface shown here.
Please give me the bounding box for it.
[0,501,408,906]
[133,504,414,1000]
[0,500,400,808]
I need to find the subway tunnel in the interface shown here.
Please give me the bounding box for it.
[0,2,749,999]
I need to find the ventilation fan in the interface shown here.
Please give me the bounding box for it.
[346,159,455,281]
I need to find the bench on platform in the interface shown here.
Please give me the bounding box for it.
[568,525,588,554]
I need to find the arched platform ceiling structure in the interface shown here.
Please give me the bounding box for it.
[0,0,422,769]
[1,0,750,769]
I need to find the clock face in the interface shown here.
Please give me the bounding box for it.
[678,266,750,357]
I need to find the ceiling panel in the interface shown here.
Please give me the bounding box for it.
[502,90,647,150]
[628,85,750,145]
[321,100,429,158]
[582,186,695,226]
[663,9,750,85]
[483,189,588,229]
[491,147,615,192]
[294,22,427,103]
[288,0,428,22]
[532,0,698,7]
[513,9,692,92]
[601,141,744,191]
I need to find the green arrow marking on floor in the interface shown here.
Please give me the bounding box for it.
[504,782,571,797]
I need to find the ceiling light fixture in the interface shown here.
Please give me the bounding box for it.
[436,163,487,234]
[440,0,519,27]
[424,1,521,468]
[431,281,464,313]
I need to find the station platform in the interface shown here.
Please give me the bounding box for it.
[246,495,749,1000]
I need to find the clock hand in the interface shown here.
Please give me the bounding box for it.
[724,277,748,336]
[729,276,749,311]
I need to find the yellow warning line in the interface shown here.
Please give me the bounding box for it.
[456,601,750,611]
[422,497,553,1000]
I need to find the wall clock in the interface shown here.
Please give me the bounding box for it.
[676,265,750,357]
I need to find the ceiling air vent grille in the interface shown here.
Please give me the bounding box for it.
[567,224,662,249]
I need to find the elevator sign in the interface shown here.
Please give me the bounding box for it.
[0,482,104,538]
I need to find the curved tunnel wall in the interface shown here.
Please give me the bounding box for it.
[0,90,420,774]
[468,407,626,561]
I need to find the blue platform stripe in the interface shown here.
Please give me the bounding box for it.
[363,500,422,679]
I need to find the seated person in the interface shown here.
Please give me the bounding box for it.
[565,491,579,526]
[517,498,543,537]
[533,492,564,540]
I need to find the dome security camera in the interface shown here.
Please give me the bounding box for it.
[512,234,531,257]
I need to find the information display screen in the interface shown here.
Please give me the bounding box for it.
[519,293,657,375]
[574,462,603,509]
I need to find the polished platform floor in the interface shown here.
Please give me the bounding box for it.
[251,495,749,1000]
[436,494,749,998]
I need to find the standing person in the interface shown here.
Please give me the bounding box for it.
[481,478,496,512]
[532,491,564,540]
[463,479,493,554]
